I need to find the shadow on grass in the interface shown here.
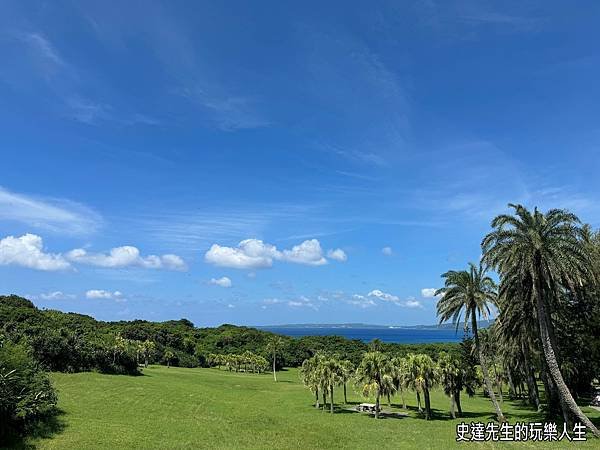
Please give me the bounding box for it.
[2,408,67,450]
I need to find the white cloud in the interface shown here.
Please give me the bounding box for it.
[205,238,329,269]
[209,276,232,288]
[66,246,186,271]
[38,291,75,300]
[421,288,440,298]
[205,240,276,269]
[262,298,283,305]
[327,248,347,262]
[282,239,327,266]
[288,296,318,310]
[0,187,102,235]
[227,303,235,308]
[367,289,400,303]
[85,289,124,300]
[404,297,424,309]
[381,246,393,256]
[0,234,71,271]
[348,294,376,308]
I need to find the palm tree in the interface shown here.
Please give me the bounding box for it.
[340,360,354,404]
[435,262,505,422]
[300,354,323,408]
[355,352,393,419]
[164,349,174,368]
[266,336,285,382]
[482,204,600,437]
[405,353,424,413]
[415,354,437,420]
[319,356,343,414]
[142,340,155,368]
[391,356,408,409]
[438,352,460,419]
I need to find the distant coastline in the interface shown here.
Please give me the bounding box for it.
[256,320,493,331]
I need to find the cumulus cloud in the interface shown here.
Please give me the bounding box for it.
[367,289,400,303]
[85,289,124,300]
[348,294,376,308]
[381,246,393,256]
[404,297,424,309]
[66,246,186,271]
[205,238,329,269]
[421,288,441,298]
[367,289,422,308]
[327,248,347,262]
[209,276,232,288]
[282,239,327,266]
[0,234,71,271]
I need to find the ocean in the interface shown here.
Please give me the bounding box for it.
[261,327,466,344]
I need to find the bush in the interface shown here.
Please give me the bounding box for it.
[0,337,57,441]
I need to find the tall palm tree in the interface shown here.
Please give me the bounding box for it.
[164,349,174,368]
[266,336,285,382]
[435,263,505,422]
[300,354,323,408]
[405,353,424,413]
[319,356,343,414]
[340,359,354,404]
[391,356,408,409]
[482,204,600,437]
[355,352,393,419]
[438,352,460,419]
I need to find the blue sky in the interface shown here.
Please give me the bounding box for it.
[1,1,599,326]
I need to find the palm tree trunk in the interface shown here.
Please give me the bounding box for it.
[343,383,347,404]
[322,391,327,411]
[472,312,505,422]
[534,281,600,437]
[449,392,456,419]
[401,387,406,409]
[506,366,516,399]
[424,386,432,420]
[521,344,541,410]
[375,391,380,419]
[492,362,504,404]
[387,392,391,407]
[315,390,319,408]
[416,391,422,413]
[272,352,277,382]
[454,391,462,417]
[330,386,334,414]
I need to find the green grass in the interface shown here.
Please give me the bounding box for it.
[21,366,600,449]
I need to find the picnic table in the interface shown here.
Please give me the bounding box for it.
[357,403,379,413]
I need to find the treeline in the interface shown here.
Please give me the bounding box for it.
[0,295,459,375]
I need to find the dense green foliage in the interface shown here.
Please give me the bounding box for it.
[0,335,57,444]
[0,295,459,375]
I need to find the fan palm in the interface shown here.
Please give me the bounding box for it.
[482,204,599,436]
[355,352,393,419]
[435,262,505,422]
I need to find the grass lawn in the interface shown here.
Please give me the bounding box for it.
[19,366,600,449]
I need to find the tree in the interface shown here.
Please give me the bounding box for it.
[319,356,343,413]
[355,352,393,419]
[266,337,285,382]
[438,352,461,419]
[407,354,437,420]
[164,350,175,368]
[482,204,600,437]
[300,354,323,408]
[391,356,409,409]
[435,263,505,422]
[340,360,354,404]
[141,340,155,368]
